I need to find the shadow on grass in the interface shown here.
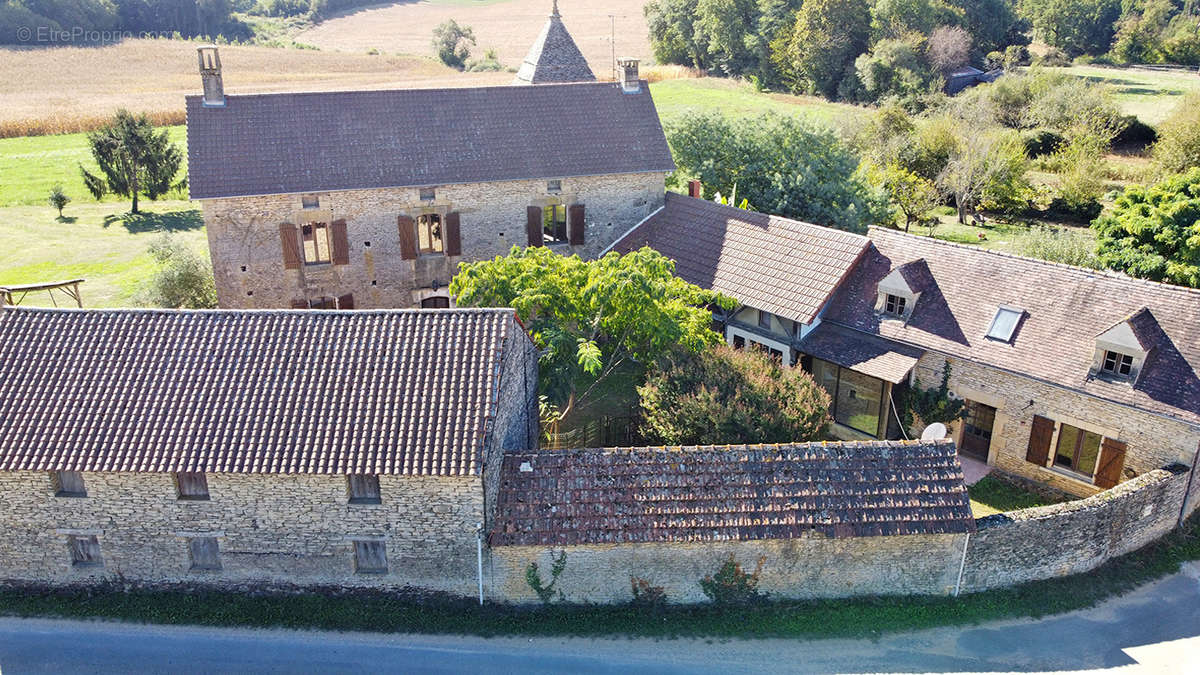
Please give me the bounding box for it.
[55,216,78,224]
[103,208,203,233]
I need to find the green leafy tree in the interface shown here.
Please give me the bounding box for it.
[1152,92,1200,175]
[638,345,831,446]
[870,0,964,42]
[135,235,218,309]
[48,184,70,219]
[668,112,890,232]
[1092,168,1200,288]
[432,19,475,70]
[1020,0,1122,56]
[869,162,941,231]
[853,36,939,106]
[937,127,1030,222]
[645,0,706,68]
[694,0,758,76]
[773,0,871,98]
[450,246,734,421]
[949,0,1026,54]
[79,109,182,214]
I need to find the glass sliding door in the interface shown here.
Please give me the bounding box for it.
[811,358,886,437]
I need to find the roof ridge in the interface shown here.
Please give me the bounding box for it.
[184,80,621,103]
[674,193,871,243]
[867,226,1200,299]
[517,439,953,454]
[0,306,515,316]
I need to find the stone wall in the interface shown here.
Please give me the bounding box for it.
[202,172,667,310]
[0,471,483,595]
[959,465,1191,592]
[481,326,540,531]
[915,354,1200,497]
[488,534,968,604]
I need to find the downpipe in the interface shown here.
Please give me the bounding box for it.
[476,522,485,606]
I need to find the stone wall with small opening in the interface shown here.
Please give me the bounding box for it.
[202,172,666,310]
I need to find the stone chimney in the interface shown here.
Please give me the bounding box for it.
[198,45,225,107]
[618,57,641,94]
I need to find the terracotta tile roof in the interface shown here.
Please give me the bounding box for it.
[513,8,595,84]
[491,440,975,546]
[186,82,673,200]
[0,307,527,476]
[799,322,924,384]
[611,193,871,324]
[825,228,1200,425]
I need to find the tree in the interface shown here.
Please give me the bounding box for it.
[773,0,871,98]
[1019,0,1122,56]
[937,128,1029,223]
[645,0,706,69]
[449,246,735,421]
[869,163,940,231]
[1152,92,1200,175]
[79,110,182,214]
[694,0,758,76]
[638,345,830,445]
[853,36,939,107]
[48,185,70,219]
[135,235,218,309]
[948,0,1025,54]
[926,25,971,74]
[667,112,890,232]
[432,19,475,70]
[1092,168,1200,288]
[870,0,964,42]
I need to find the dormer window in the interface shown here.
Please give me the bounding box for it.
[884,294,907,317]
[986,306,1023,343]
[875,263,922,320]
[1101,350,1134,377]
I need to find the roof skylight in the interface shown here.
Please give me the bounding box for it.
[986,306,1023,343]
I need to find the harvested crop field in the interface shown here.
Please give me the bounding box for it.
[296,0,652,77]
[0,39,508,137]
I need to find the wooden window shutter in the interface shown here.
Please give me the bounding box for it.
[1025,415,1055,466]
[291,299,309,309]
[444,212,462,257]
[279,223,301,269]
[526,206,544,247]
[568,204,585,246]
[337,293,355,310]
[330,219,350,265]
[397,215,417,260]
[1094,438,1128,489]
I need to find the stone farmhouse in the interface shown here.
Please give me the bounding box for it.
[188,5,671,311]
[613,194,1200,498]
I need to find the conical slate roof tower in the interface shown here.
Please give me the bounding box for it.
[513,1,596,85]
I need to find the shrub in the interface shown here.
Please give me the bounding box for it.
[1022,129,1065,157]
[136,236,218,309]
[1152,92,1200,175]
[629,577,668,607]
[1033,48,1070,67]
[1014,225,1101,269]
[638,345,830,446]
[465,48,503,72]
[432,19,475,70]
[1092,168,1200,287]
[895,361,966,432]
[1112,115,1157,149]
[700,554,765,605]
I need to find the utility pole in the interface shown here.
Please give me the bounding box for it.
[610,14,616,82]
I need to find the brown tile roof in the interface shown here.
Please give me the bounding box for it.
[799,322,924,384]
[491,440,975,546]
[513,8,596,85]
[611,194,871,324]
[0,307,528,476]
[186,82,672,200]
[825,228,1200,425]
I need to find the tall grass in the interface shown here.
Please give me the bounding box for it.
[0,110,187,139]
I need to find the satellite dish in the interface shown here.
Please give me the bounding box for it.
[921,423,948,440]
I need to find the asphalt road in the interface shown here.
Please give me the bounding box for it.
[1,563,1198,674]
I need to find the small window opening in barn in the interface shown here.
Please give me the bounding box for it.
[421,296,451,309]
[53,471,87,498]
[419,188,436,202]
[68,535,101,567]
[188,537,222,571]
[884,294,907,317]
[547,179,562,194]
[363,241,371,248]
[353,540,388,574]
[176,472,210,501]
[1102,350,1135,378]
[301,222,332,265]
[309,297,337,310]
[543,205,567,243]
[247,291,253,297]
[986,306,1024,342]
[302,194,320,209]
[416,214,444,254]
[240,265,247,272]
[758,310,772,330]
[371,280,377,286]
[347,475,381,504]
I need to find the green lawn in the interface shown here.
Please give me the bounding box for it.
[650,78,866,129]
[1044,64,1200,125]
[0,126,188,208]
[969,475,1071,518]
[0,202,207,308]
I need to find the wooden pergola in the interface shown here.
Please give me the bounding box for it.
[0,279,84,308]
